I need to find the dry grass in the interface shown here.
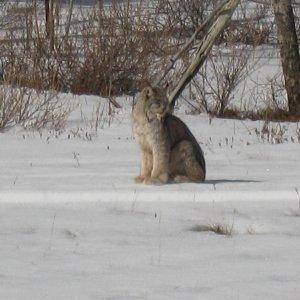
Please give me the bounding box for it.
[190,223,234,236]
[247,227,256,235]
[0,85,70,131]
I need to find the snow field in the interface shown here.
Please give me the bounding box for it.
[1,95,300,299]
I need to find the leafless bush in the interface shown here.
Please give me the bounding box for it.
[256,73,287,111]
[0,0,294,125]
[0,1,176,96]
[188,44,258,116]
[219,1,272,45]
[160,0,270,117]
[0,0,273,98]
[155,0,222,38]
[156,0,272,45]
[243,73,300,121]
[0,85,70,131]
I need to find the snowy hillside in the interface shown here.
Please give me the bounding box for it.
[1,94,300,299]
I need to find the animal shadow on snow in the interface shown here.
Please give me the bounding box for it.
[204,179,260,185]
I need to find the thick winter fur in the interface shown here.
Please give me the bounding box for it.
[132,86,206,184]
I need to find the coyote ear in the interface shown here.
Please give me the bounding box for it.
[142,86,153,100]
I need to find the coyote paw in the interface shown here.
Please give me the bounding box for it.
[134,176,145,183]
[144,173,169,185]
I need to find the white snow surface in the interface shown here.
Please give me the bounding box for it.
[1,94,300,299]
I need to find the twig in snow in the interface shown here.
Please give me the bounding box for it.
[48,213,56,252]
[295,188,300,212]
[73,151,80,167]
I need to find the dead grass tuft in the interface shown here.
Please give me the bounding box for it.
[190,223,234,236]
[247,227,256,235]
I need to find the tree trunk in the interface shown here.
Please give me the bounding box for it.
[45,0,55,50]
[273,0,300,115]
[99,0,104,11]
[45,0,50,37]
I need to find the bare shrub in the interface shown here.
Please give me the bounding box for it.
[1,0,294,124]
[243,73,300,122]
[160,0,277,119]
[189,44,257,116]
[254,73,287,112]
[0,1,176,96]
[0,85,70,131]
[155,0,222,38]
[156,0,272,45]
[2,0,271,100]
[218,1,272,46]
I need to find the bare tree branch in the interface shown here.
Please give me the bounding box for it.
[168,0,241,107]
[154,0,227,87]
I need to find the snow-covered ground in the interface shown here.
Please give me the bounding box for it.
[1,94,300,299]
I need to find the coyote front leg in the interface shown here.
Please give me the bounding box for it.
[135,150,153,183]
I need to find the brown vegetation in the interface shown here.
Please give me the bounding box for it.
[190,223,234,236]
[0,85,70,131]
[0,1,275,98]
[0,0,299,128]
